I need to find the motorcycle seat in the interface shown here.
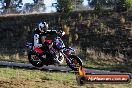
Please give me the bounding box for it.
[43,40,52,44]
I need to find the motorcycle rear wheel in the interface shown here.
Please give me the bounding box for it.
[28,51,44,67]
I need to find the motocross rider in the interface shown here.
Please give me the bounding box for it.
[33,21,65,64]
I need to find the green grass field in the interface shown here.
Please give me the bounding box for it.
[0,67,131,88]
[83,57,132,73]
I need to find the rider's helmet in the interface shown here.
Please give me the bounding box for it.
[38,21,48,32]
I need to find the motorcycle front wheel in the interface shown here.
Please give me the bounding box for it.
[66,55,83,71]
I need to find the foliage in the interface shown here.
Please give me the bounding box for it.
[68,33,72,45]
[89,0,132,12]
[127,0,132,9]
[72,0,84,10]
[94,3,103,15]
[56,0,73,13]
[33,0,38,4]
[89,0,115,7]
[32,0,45,12]
[63,24,70,34]
[115,0,131,12]
[0,0,45,14]
[0,0,22,14]
[74,33,79,40]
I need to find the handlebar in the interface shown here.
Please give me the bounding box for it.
[45,29,65,36]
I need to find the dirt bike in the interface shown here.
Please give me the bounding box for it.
[26,35,83,71]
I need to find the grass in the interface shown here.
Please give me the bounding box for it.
[0,54,132,73]
[84,59,132,73]
[0,67,132,88]
[1,54,132,73]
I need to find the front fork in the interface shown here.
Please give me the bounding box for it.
[63,53,72,64]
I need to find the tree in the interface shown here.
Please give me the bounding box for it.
[19,0,45,14]
[115,0,131,12]
[56,0,73,13]
[72,0,84,10]
[127,0,132,9]
[4,0,11,9]
[33,0,38,4]
[89,0,115,7]
[0,0,23,14]
[56,0,84,12]
[72,0,84,6]
[32,0,45,12]
[89,0,132,12]
[88,0,104,15]
[94,3,103,15]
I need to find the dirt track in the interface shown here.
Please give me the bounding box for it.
[0,61,131,78]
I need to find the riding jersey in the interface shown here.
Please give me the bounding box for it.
[33,28,57,48]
